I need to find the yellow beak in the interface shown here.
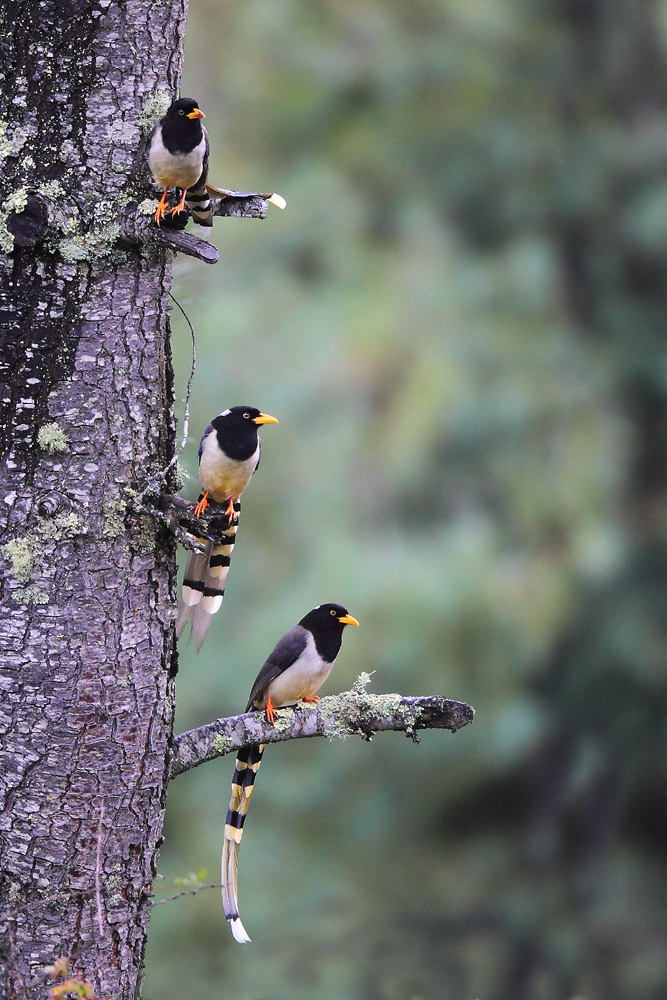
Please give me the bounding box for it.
[187,109,205,119]
[253,412,279,425]
[338,614,359,626]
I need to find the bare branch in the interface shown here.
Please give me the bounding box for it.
[150,227,220,264]
[117,191,281,264]
[170,676,474,780]
[152,884,223,907]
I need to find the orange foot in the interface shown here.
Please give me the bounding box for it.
[224,497,239,523]
[168,187,188,216]
[194,491,210,518]
[265,695,278,725]
[301,696,319,703]
[154,189,170,226]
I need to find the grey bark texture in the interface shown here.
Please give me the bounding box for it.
[0,3,187,998]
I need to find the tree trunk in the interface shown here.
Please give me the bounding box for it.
[0,3,187,997]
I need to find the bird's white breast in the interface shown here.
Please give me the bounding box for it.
[266,634,334,707]
[198,433,259,502]
[148,129,206,189]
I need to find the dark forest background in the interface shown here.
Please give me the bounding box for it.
[144,1,667,998]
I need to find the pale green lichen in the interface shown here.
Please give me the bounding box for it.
[174,463,190,491]
[138,198,159,216]
[2,537,38,583]
[0,221,13,255]
[8,883,21,903]
[270,710,293,733]
[3,509,83,588]
[12,585,49,606]
[0,186,29,253]
[354,671,374,693]
[37,179,65,201]
[0,121,11,162]
[37,421,68,453]
[58,221,121,264]
[102,498,127,539]
[39,512,81,542]
[213,734,233,755]
[137,89,171,135]
[5,186,28,214]
[318,674,412,741]
[0,120,32,163]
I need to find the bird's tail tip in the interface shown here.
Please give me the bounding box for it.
[228,916,252,944]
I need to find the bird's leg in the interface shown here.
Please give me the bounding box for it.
[154,188,171,225]
[301,696,319,703]
[168,186,188,216]
[265,695,278,725]
[224,496,237,521]
[194,491,210,518]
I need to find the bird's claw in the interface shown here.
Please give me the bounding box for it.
[265,697,278,725]
[154,197,170,226]
[194,491,210,518]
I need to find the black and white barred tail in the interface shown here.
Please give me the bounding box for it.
[221,743,266,943]
[185,165,213,227]
[175,503,239,652]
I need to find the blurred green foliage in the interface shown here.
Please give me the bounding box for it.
[144,1,667,998]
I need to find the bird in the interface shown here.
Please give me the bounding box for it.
[175,406,278,652]
[221,603,360,943]
[148,97,213,227]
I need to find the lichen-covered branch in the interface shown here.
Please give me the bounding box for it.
[129,492,239,552]
[170,674,474,779]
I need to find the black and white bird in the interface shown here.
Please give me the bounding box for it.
[148,97,213,227]
[221,603,359,943]
[176,405,278,652]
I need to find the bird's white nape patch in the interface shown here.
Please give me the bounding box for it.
[218,408,231,417]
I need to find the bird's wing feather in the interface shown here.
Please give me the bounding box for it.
[245,625,309,710]
[197,424,213,464]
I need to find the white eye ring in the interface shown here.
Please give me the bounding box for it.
[178,110,185,115]
[243,412,250,419]
[330,609,337,616]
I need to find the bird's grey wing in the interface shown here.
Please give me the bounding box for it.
[197,423,213,464]
[245,625,309,711]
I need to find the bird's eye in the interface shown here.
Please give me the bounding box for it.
[330,609,337,616]
[178,110,185,115]
[242,412,250,419]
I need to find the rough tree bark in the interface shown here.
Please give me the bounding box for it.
[0,5,474,999]
[0,4,191,998]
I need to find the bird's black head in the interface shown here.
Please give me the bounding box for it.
[164,97,206,123]
[210,406,278,461]
[299,604,359,662]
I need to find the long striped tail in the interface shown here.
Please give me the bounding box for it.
[221,743,265,943]
[186,163,213,227]
[175,504,239,652]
